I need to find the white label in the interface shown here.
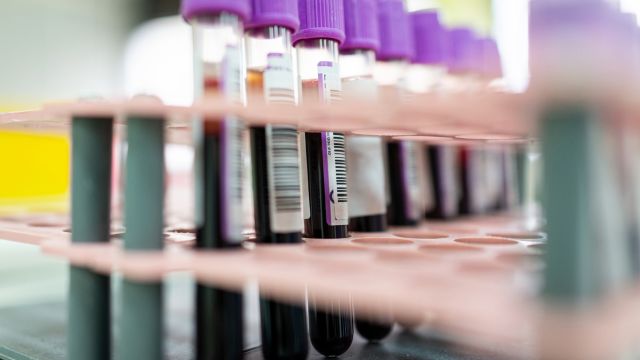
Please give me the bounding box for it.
[221,44,246,242]
[266,125,303,233]
[401,142,422,220]
[347,136,386,217]
[383,140,391,206]
[441,146,458,217]
[264,53,296,104]
[322,132,349,225]
[263,54,302,232]
[299,133,311,220]
[221,119,245,243]
[318,61,342,103]
[343,77,385,218]
[222,45,245,104]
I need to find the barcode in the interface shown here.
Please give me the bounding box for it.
[322,131,349,225]
[221,118,245,242]
[333,133,348,203]
[270,126,301,212]
[228,121,244,203]
[267,87,295,104]
[223,45,244,104]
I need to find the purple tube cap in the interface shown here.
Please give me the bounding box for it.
[411,10,446,65]
[181,0,251,22]
[446,27,474,73]
[341,0,380,52]
[376,0,412,61]
[481,38,503,78]
[247,0,300,32]
[293,0,346,45]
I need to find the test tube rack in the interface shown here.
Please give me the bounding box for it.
[0,88,637,360]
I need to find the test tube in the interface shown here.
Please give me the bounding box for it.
[373,0,423,227]
[244,0,309,359]
[296,1,349,239]
[341,0,387,233]
[339,0,393,342]
[181,0,250,358]
[294,0,354,356]
[482,38,521,212]
[424,25,470,220]
[457,36,488,216]
[386,10,449,224]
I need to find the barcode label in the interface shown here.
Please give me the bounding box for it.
[322,132,349,225]
[266,125,303,232]
[400,142,422,220]
[318,61,342,103]
[222,45,245,105]
[300,134,311,220]
[264,53,296,105]
[221,119,245,243]
[346,136,386,217]
[343,76,385,218]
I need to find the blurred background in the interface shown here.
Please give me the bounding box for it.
[0,0,529,111]
[0,0,532,209]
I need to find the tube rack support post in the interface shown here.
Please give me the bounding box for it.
[540,104,600,301]
[116,116,165,360]
[68,116,114,360]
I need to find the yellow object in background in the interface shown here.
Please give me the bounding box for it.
[406,0,493,35]
[438,0,492,35]
[0,130,69,213]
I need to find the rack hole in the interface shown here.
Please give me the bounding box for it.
[392,230,449,240]
[351,237,415,246]
[419,243,483,253]
[455,237,517,246]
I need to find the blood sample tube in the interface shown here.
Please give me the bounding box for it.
[386,10,449,224]
[423,24,470,220]
[340,0,386,233]
[338,0,393,342]
[293,0,354,356]
[295,0,348,241]
[454,34,510,215]
[244,1,309,359]
[371,0,424,227]
[457,36,488,216]
[181,0,249,358]
[482,38,520,212]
